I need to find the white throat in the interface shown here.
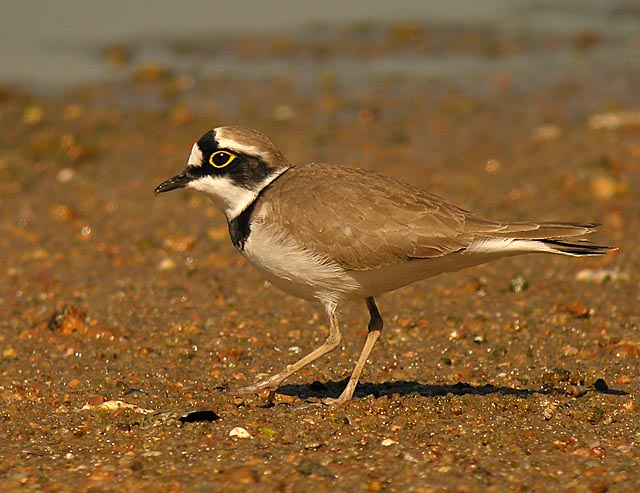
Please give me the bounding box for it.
[188,167,289,221]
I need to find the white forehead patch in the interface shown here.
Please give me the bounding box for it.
[187,143,204,167]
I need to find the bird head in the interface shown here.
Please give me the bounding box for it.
[155,126,289,220]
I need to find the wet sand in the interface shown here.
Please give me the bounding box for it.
[1,23,638,492]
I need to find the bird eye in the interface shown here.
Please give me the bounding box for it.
[209,151,236,168]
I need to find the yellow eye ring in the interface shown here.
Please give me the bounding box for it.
[209,151,236,168]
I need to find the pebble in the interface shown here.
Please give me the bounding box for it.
[223,466,259,485]
[87,395,106,406]
[157,257,176,271]
[22,104,44,124]
[589,110,640,130]
[368,479,384,492]
[509,275,528,293]
[297,459,334,478]
[566,385,588,398]
[542,400,560,420]
[56,168,75,183]
[82,400,153,414]
[229,427,251,439]
[257,426,277,437]
[532,124,562,140]
[593,378,608,392]
[381,438,398,447]
[590,175,625,200]
[2,347,17,360]
[163,235,196,252]
[588,479,609,493]
[575,268,628,283]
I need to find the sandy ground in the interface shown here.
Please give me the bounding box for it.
[1,23,638,492]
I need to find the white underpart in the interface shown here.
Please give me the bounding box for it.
[464,238,556,255]
[188,167,289,221]
[243,233,565,302]
[187,143,203,167]
[243,221,362,305]
[352,238,561,298]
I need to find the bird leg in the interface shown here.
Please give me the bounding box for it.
[322,296,384,406]
[224,301,342,398]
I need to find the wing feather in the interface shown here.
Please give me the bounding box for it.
[255,164,474,270]
[252,163,610,271]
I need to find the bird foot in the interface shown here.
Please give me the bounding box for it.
[293,396,351,409]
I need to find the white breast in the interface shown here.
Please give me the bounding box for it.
[242,221,362,305]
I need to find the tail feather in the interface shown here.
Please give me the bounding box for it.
[488,221,600,239]
[466,221,616,257]
[540,238,616,257]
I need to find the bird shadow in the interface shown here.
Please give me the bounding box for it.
[275,378,627,402]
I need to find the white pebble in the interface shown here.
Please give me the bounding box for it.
[157,257,176,271]
[229,427,252,439]
[56,168,75,183]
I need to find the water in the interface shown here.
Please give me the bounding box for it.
[0,0,638,88]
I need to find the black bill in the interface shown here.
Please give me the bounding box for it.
[154,171,192,195]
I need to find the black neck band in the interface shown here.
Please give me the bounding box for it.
[227,168,290,250]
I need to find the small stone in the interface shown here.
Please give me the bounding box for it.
[297,459,334,478]
[590,446,607,459]
[588,111,640,130]
[588,407,605,424]
[368,479,384,492]
[542,400,560,420]
[485,159,501,173]
[449,330,467,341]
[229,427,251,439]
[163,235,196,252]
[488,345,508,361]
[575,268,628,283]
[542,368,571,387]
[257,426,277,437]
[157,257,176,271]
[103,44,133,67]
[223,466,259,485]
[23,104,44,124]
[588,479,609,493]
[608,342,639,359]
[381,438,398,447]
[566,385,588,397]
[48,305,87,334]
[87,395,106,406]
[134,62,170,82]
[509,275,528,293]
[558,300,593,319]
[591,175,621,199]
[533,124,562,140]
[593,378,608,392]
[56,168,75,183]
[273,104,296,122]
[2,347,17,360]
[207,227,229,242]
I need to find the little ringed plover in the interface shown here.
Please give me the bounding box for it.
[155,126,615,406]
